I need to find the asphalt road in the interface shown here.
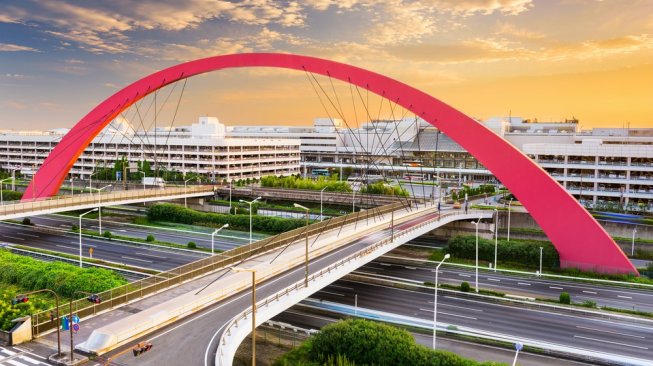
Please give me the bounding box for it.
[358,258,653,312]
[307,279,653,361]
[102,211,439,365]
[0,222,204,271]
[24,214,255,252]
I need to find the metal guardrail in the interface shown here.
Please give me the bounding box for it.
[216,208,481,364]
[0,186,214,218]
[30,201,406,337]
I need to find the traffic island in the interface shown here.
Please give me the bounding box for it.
[48,352,88,366]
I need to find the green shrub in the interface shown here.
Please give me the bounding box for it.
[581,299,597,308]
[0,190,22,201]
[187,241,197,249]
[146,234,155,242]
[460,281,471,292]
[261,174,351,193]
[71,224,79,232]
[21,218,32,226]
[148,203,306,234]
[447,235,560,268]
[423,281,435,287]
[102,231,112,239]
[559,292,571,304]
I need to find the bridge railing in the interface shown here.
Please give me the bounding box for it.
[30,201,408,337]
[0,186,214,217]
[216,208,486,365]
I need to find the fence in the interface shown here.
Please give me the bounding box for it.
[216,208,481,364]
[31,201,407,337]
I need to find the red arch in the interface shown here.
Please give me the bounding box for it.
[22,53,636,274]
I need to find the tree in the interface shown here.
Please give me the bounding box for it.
[559,292,571,304]
[146,234,155,242]
[460,281,471,292]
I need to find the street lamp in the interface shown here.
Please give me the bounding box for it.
[494,208,498,272]
[539,247,543,276]
[0,177,13,204]
[507,198,513,242]
[320,187,328,222]
[79,208,98,268]
[294,203,310,287]
[211,224,229,256]
[231,267,257,366]
[632,227,638,256]
[13,289,61,358]
[240,197,262,250]
[184,176,199,208]
[471,220,480,293]
[432,253,450,350]
[97,184,112,235]
[89,170,97,197]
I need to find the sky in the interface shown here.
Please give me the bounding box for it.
[0,0,652,131]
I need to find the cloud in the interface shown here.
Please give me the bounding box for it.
[0,43,38,52]
[1,73,26,79]
[0,13,20,23]
[4,101,27,110]
[496,22,545,40]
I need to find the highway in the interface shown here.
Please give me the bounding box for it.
[305,279,653,361]
[0,222,204,271]
[358,258,653,312]
[25,214,257,251]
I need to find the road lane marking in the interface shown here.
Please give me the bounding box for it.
[575,325,645,339]
[121,256,153,263]
[2,235,24,241]
[427,302,484,313]
[404,266,416,270]
[458,274,471,277]
[583,290,597,295]
[517,282,531,286]
[135,252,168,259]
[549,286,563,290]
[573,335,648,349]
[377,262,392,266]
[329,284,354,291]
[15,233,39,238]
[19,356,42,365]
[318,290,345,297]
[618,295,633,299]
[56,244,75,249]
[487,278,501,282]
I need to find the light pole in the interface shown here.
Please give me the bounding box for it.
[231,267,257,366]
[472,220,480,293]
[539,246,543,276]
[184,177,196,208]
[507,198,513,242]
[240,197,262,250]
[11,168,19,191]
[432,253,450,350]
[89,170,97,197]
[14,289,61,358]
[294,203,310,287]
[211,224,229,256]
[0,177,12,204]
[320,187,328,222]
[97,184,112,235]
[632,227,638,256]
[79,208,98,267]
[494,208,498,272]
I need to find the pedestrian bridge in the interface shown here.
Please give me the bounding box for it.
[74,203,491,365]
[0,186,214,221]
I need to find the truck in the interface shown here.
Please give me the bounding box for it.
[142,177,165,188]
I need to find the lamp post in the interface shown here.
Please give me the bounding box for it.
[632,227,638,256]
[320,187,328,222]
[183,177,197,208]
[231,267,257,366]
[507,198,513,242]
[0,177,12,204]
[14,289,61,358]
[294,203,310,287]
[89,170,97,197]
[97,184,112,235]
[432,253,451,350]
[472,220,480,293]
[240,197,262,250]
[494,208,498,272]
[211,224,229,256]
[79,208,98,267]
[539,246,543,276]
[11,168,19,191]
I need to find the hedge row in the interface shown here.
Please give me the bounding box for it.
[148,203,307,234]
[0,249,127,299]
[0,190,22,201]
[275,319,503,366]
[447,235,560,268]
[261,174,351,193]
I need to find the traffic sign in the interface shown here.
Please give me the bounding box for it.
[72,314,80,324]
[515,342,523,351]
[72,323,80,333]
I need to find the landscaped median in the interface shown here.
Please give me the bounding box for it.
[0,249,127,331]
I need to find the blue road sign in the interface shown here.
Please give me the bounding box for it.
[515,342,523,351]
[72,323,80,333]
